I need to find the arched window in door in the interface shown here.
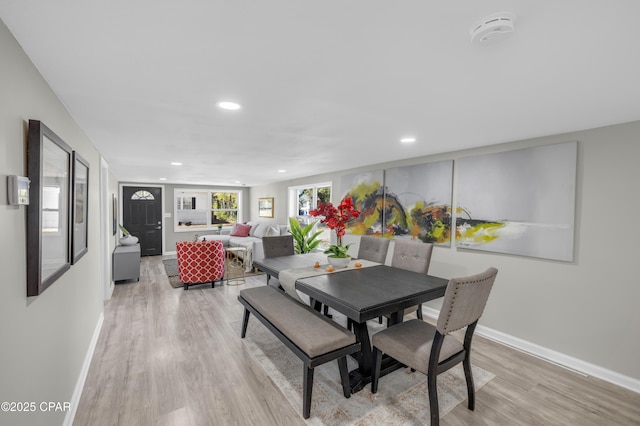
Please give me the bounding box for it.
[131,190,155,200]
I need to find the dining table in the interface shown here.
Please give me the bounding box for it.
[253,253,448,393]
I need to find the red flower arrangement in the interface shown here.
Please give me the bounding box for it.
[309,197,360,257]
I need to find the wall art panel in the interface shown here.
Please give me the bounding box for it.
[456,141,577,261]
[340,170,384,235]
[384,161,453,245]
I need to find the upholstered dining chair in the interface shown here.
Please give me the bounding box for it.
[357,235,390,263]
[346,235,391,326]
[175,240,226,290]
[389,240,434,321]
[262,235,295,285]
[371,267,498,426]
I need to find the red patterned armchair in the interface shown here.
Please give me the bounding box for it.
[176,240,226,290]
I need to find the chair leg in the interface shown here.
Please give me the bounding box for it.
[428,372,439,425]
[323,304,332,318]
[463,355,475,410]
[337,357,351,398]
[417,303,423,320]
[302,364,314,419]
[240,309,250,338]
[266,274,270,284]
[371,347,382,394]
[183,283,188,290]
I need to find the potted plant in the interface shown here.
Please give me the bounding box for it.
[288,217,322,254]
[309,197,360,268]
[119,224,139,246]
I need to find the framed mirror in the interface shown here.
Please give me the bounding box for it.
[27,120,73,296]
[71,152,89,264]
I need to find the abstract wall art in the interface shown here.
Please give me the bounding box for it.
[340,170,384,235]
[384,161,453,245]
[456,141,577,261]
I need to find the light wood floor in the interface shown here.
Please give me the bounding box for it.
[74,256,640,425]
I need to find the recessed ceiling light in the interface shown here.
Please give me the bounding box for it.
[171,162,183,166]
[217,101,242,110]
[400,137,416,143]
[277,169,286,173]
[159,178,167,181]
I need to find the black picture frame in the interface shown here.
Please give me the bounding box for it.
[27,120,73,296]
[71,152,89,264]
[112,194,118,236]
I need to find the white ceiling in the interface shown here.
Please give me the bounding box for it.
[2,1,640,187]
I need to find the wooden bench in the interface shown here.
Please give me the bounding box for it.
[238,285,360,419]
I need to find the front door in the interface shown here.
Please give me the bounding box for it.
[122,186,163,256]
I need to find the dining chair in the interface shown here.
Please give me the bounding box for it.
[371,267,498,426]
[348,235,391,327]
[262,235,294,285]
[357,235,390,263]
[389,240,434,321]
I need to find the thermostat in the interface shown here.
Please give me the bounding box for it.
[8,175,30,205]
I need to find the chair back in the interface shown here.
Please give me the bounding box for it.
[357,235,390,263]
[391,240,433,274]
[263,235,295,258]
[436,267,498,335]
[175,240,225,284]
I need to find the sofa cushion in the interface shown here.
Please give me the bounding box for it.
[231,223,252,237]
[198,235,231,247]
[253,223,269,238]
[278,224,290,236]
[265,226,279,237]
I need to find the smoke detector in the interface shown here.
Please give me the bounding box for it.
[470,12,516,45]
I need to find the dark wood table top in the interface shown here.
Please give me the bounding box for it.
[295,265,448,323]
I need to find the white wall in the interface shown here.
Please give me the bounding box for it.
[0,19,104,425]
[251,122,640,386]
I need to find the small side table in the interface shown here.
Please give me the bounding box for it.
[113,244,140,282]
[225,247,247,286]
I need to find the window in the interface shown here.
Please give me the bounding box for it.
[293,183,331,216]
[174,189,242,232]
[131,190,155,200]
[289,182,332,248]
[42,185,61,233]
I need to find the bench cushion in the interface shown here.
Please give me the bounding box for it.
[240,286,356,358]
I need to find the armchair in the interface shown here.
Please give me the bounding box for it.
[176,240,225,290]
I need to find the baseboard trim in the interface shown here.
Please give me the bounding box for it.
[421,306,640,394]
[63,312,104,426]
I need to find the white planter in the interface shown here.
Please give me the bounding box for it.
[327,256,350,268]
[119,235,139,246]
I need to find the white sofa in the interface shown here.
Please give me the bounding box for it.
[197,222,289,267]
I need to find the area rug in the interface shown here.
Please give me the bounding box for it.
[234,316,495,425]
[162,258,263,288]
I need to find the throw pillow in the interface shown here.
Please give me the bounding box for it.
[278,224,290,236]
[265,226,279,237]
[253,223,268,239]
[230,223,251,237]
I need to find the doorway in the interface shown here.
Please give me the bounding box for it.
[122,186,163,256]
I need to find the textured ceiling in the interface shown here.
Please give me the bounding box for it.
[2,1,640,186]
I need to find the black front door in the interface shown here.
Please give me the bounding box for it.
[122,186,162,256]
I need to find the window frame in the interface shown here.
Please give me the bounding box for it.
[288,182,332,249]
[173,188,243,233]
